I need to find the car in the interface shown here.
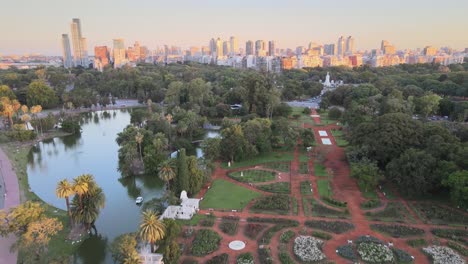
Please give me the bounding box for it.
[136,197,143,204]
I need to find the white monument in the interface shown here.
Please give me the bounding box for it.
[160,190,200,220]
[323,72,332,87]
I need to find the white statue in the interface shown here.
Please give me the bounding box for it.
[323,72,331,87]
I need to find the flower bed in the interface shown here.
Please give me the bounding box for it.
[305,220,354,234]
[300,181,313,194]
[191,229,222,256]
[357,242,394,263]
[244,223,268,239]
[312,231,332,240]
[337,244,358,261]
[321,196,347,208]
[355,235,384,245]
[219,217,239,236]
[311,199,349,218]
[206,253,229,264]
[370,224,424,238]
[279,251,295,264]
[258,248,273,264]
[293,236,326,262]
[280,230,295,243]
[229,169,276,183]
[406,238,427,248]
[259,222,299,244]
[365,202,410,222]
[431,228,468,245]
[237,252,254,264]
[361,199,382,209]
[411,202,466,225]
[392,248,413,263]
[256,182,290,194]
[422,245,465,264]
[251,194,290,214]
[447,241,468,257]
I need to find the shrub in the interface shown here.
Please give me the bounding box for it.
[311,199,348,218]
[431,229,468,245]
[200,214,216,227]
[357,242,394,263]
[305,220,354,234]
[251,194,290,213]
[256,182,290,194]
[191,229,221,256]
[61,116,81,134]
[411,202,466,225]
[258,248,273,264]
[7,129,36,141]
[312,231,332,240]
[278,251,295,264]
[322,196,347,208]
[392,248,413,263]
[244,223,267,239]
[293,236,326,262]
[361,199,381,209]
[206,253,229,264]
[337,244,358,261]
[219,217,239,236]
[370,224,424,238]
[447,241,468,256]
[280,230,295,243]
[355,235,384,245]
[406,238,427,248]
[236,253,254,264]
[302,107,311,115]
[422,245,465,264]
[328,107,342,120]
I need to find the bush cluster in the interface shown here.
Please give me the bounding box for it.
[392,248,413,263]
[322,196,347,207]
[251,195,290,213]
[305,220,354,234]
[406,238,427,248]
[361,199,381,209]
[312,231,332,240]
[337,244,358,261]
[206,253,229,264]
[431,229,468,245]
[258,248,273,264]
[219,217,239,236]
[447,241,468,257]
[279,230,295,243]
[191,229,221,256]
[244,223,267,239]
[236,253,254,264]
[371,224,424,238]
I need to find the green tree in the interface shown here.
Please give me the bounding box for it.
[138,210,165,253]
[26,80,58,108]
[350,159,382,192]
[201,137,221,161]
[55,179,75,226]
[110,233,140,264]
[220,124,248,162]
[187,156,204,195]
[443,170,468,209]
[0,85,16,99]
[176,149,189,194]
[158,159,176,191]
[415,92,441,118]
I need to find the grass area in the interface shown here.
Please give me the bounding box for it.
[300,181,313,195]
[380,183,397,200]
[299,162,309,174]
[262,162,290,173]
[410,202,467,226]
[316,110,339,125]
[331,129,349,147]
[256,182,290,194]
[317,179,332,197]
[314,163,327,177]
[310,198,349,219]
[221,152,295,169]
[229,169,276,183]
[200,179,261,210]
[365,202,413,223]
[357,182,378,199]
[176,214,208,226]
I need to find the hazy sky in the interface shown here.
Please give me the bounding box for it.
[1,0,467,55]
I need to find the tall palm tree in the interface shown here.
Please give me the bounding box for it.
[138,210,165,253]
[55,179,75,225]
[71,175,105,234]
[135,132,144,161]
[158,159,176,191]
[73,177,89,209]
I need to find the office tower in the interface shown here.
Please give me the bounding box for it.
[423,46,437,56]
[201,46,210,56]
[246,40,254,55]
[255,40,266,56]
[268,41,276,56]
[113,39,126,68]
[94,46,110,71]
[133,41,141,61]
[381,40,390,51]
[223,41,230,56]
[346,36,355,54]
[209,38,216,56]
[70,18,88,67]
[230,36,238,55]
[324,44,336,55]
[139,46,148,61]
[337,36,345,57]
[381,40,396,55]
[61,34,73,68]
[296,46,305,55]
[215,38,223,57]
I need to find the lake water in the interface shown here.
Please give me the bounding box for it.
[27,109,165,263]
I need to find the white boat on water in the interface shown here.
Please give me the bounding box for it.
[136,197,143,204]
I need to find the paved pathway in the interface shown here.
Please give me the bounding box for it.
[0,147,20,264]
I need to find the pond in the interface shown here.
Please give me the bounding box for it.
[27,109,166,263]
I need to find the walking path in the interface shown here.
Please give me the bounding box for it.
[0,147,20,264]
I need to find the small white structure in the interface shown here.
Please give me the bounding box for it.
[229,240,246,251]
[139,244,164,264]
[318,130,328,137]
[323,72,332,87]
[160,191,200,220]
[321,138,332,145]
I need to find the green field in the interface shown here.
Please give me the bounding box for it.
[317,179,332,197]
[314,163,327,177]
[331,129,349,147]
[200,179,261,210]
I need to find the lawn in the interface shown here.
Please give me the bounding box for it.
[200,179,261,210]
[358,182,378,199]
[221,152,295,169]
[299,162,309,174]
[314,163,327,177]
[256,182,290,194]
[262,162,290,173]
[229,169,276,183]
[331,129,349,147]
[317,179,332,197]
[316,110,339,125]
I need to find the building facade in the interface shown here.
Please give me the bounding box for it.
[70,18,88,67]
[61,34,73,68]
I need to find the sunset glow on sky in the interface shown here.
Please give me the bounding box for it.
[1,0,467,55]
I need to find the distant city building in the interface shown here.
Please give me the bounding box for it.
[346,36,355,55]
[70,18,88,67]
[268,40,276,56]
[61,34,73,68]
[296,46,305,55]
[209,38,216,56]
[94,46,110,71]
[230,36,238,55]
[381,40,390,51]
[215,37,223,57]
[246,40,254,55]
[113,39,127,68]
[324,44,336,55]
[223,41,230,56]
[423,46,437,56]
[337,36,345,57]
[255,40,266,56]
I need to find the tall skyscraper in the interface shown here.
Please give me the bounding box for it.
[255,40,266,56]
[223,41,230,56]
[337,36,345,57]
[324,44,336,55]
[113,39,126,68]
[346,36,355,54]
[229,36,238,55]
[94,46,110,71]
[423,46,437,56]
[268,41,276,56]
[209,38,216,56]
[61,34,73,68]
[246,40,254,55]
[381,40,390,51]
[70,18,88,67]
[133,41,141,61]
[215,37,223,57]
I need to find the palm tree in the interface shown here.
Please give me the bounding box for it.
[138,210,165,253]
[55,179,75,225]
[71,175,105,234]
[73,176,89,209]
[135,132,144,161]
[158,159,176,191]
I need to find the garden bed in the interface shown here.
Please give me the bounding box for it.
[310,199,349,218]
[370,224,425,238]
[410,202,467,225]
[431,229,468,245]
[293,236,326,262]
[305,220,354,234]
[262,162,290,172]
[299,162,309,174]
[256,182,290,194]
[406,238,427,248]
[206,253,229,264]
[244,223,268,239]
[365,202,411,223]
[237,252,254,264]
[219,216,240,236]
[251,194,290,214]
[229,169,276,183]
[361,199,382,210]
[300,181,313,195]
[191,229,222,256]
[423,245,465,264]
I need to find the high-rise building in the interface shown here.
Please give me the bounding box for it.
[70,18,88,67]
[337,36,345,57]
[209,38,216,56]
[255,40,266,56]
[423,46,437,56]
[133,41,141,61]
[113,39,126,68]
[215,38,223,57]
[246,41,254,55]
[61,34,73,68]
[324,44,336,56]
[230,36,238,55]
[268,41,276,56]
[94,46,110,71]
[296,46,305,55]
[381,40,390,51]
[223,41,230,56]
[346,36,355,54]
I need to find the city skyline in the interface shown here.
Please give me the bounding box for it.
[1,0,468,55]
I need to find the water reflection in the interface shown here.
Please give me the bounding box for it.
[74,235,108,264]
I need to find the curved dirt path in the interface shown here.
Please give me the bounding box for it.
[0,146,20,264]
